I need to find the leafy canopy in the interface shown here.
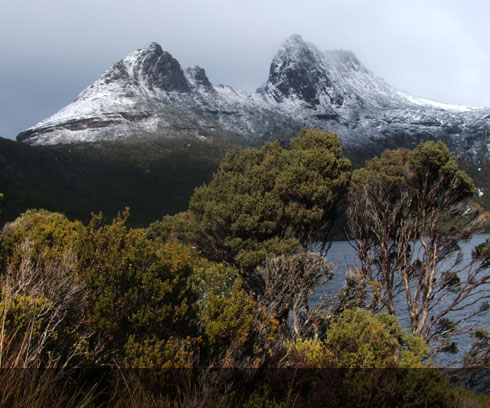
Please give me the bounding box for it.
[188,129,351,272]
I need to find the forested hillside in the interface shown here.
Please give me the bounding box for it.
[1,135,488,231]
[0,136,237,226]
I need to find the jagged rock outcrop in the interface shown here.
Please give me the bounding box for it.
[18,35,490,164]
[265,34,343,107]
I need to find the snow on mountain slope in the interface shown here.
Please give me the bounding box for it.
[18,35,490,163]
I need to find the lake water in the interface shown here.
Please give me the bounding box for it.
[312,234,490,367]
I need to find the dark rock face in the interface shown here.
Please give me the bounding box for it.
[133,42,190,92]
[265,34,343,107]
[185,66,213,91]
[92,42,190,94]
[17,36,490,166]
[101,60,130,84]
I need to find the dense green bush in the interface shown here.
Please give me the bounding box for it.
[283,308,428,368]
[279,309,455,408]
[0,209,85,273]
[0,292,53,341]
[202,278,280,367]
[80,210,199,364]
[325,308,429,368]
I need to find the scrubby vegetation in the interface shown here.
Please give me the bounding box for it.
[0,129,489,406]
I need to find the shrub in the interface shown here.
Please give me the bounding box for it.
[81,210,199,364]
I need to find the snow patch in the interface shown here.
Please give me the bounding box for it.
[398,92,479,112]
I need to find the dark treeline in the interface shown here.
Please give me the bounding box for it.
[0,136,232,226]
[0,129,489,407]
[1,134,489,229]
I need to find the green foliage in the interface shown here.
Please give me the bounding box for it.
[188,129,351,272]
[452,388,490,408]
[0,210,90,366]
[406,141,475,211]
[191,258,238,299]
[2,135,489,403]
[201,277,280,367]
[0,209,85,272]
[81,210,199,363]
[284,308,429,369]
[473,238,490,269]
[464,327,490,369]
[351,147,407,186]
[348,141,481,341]
[324,308,429,368]
[0,291,53,339]
[279,309,456,408]
[146,211,193,244]
[350,141,475,231]
[123,335,200,369]
[284,337,326,367]
[242,384,285,408]
[349,148,408,237]
[203,279,256,352]
[341,369,454,408]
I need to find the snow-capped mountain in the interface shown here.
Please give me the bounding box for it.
[18,35,490,163]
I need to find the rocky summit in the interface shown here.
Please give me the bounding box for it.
[18,35,490,164]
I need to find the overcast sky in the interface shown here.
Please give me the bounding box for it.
[1,0,489,140]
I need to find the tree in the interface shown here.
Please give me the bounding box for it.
[348,141,489,355]
[188,129,351,278]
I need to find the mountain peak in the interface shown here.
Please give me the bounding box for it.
[17,35,490,167]
[125,42,190,93]
[276,34,317,58]
[264,35,342,107]
[282,34,307,46]
[91,41,189,94]
[141,41,163,52]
